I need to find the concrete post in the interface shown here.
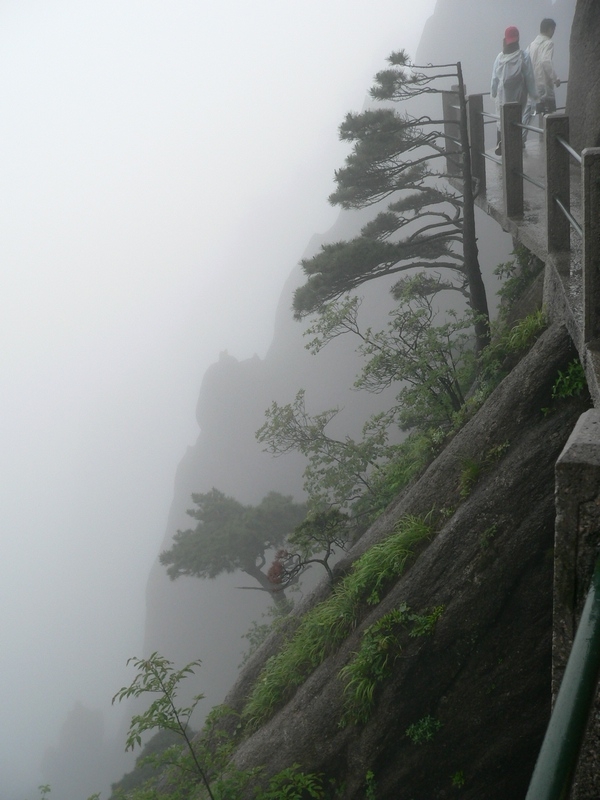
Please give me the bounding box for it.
[442,88,462,177]
[468,93,486,195]
[582,148,600,345]
[501,102,523,217]
[554,409,600,798]
[545,114,571,254]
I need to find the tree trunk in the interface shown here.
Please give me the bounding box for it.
[242,562,288,606]
[457,62,491,353]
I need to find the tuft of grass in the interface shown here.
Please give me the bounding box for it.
[503,308,547,352]
[339,604,443,727]
[478,309,547,389]
[242,515,432,730]
[480,523,498,550]
[365,770,377,800]
[458,442,510,500]
[339,607,408,727]
[352,432,443,526]
[458,458,481,500]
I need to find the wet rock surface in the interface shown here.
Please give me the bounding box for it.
[209,325,591,798]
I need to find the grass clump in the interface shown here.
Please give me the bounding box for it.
[339,607,408,726]
[339,604,443,727]
[458,442,510,500]
[242,514,432,730]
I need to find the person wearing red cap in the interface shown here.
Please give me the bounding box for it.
[490,25,538,155]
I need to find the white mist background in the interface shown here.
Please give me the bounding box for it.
[0,1,435,795]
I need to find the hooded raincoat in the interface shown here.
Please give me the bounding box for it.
[491,47,537,109]
[527,33,559,105]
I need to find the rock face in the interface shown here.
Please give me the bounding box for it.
[566,0,600,149]
[206,324,589,799]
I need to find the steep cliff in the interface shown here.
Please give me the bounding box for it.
[203,323,590,799]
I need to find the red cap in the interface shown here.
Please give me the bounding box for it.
[504,26,519,44]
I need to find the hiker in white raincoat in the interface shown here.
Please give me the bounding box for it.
[522,19,561,140]
[490,26,538,154]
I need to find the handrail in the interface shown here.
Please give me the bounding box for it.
[522,122,544,135]
[525,555,600,800]
[520,171,546,191]
[481,151,502,165]
[555,196,583,237]
[456,93,590,248]
[556,134,582,164]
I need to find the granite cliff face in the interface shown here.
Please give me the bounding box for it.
[210,324,588,800]
[566,0,600,149]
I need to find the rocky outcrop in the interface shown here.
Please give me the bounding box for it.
[207,324,589,799]
[566,0,600,149]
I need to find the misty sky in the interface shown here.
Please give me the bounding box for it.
[0,2,436,795]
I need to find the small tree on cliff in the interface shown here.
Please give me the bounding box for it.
[293,51,489,352]
[160,489,307,606]
[256,389,397,510]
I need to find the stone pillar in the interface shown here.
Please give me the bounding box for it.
[442,88,462,177]
[545,114,571,255]
[468,93,486,195]
[582,148,600,345]
[554,408,600,799]
[501,102,523,217]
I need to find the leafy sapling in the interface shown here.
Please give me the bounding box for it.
[112,652,215,800]
[552,359,587,400]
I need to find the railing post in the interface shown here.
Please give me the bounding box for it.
[501,102,523,217]
[582,147,600,344]
[468,93,486,195]
[442,87,462,177]
[545,113,571,254]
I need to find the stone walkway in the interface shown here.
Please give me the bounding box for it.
[472,124,595,399]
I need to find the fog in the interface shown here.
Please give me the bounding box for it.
[0,1,437,796]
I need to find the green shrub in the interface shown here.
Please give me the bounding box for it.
[405,714,442,744]
[552,359,586,400]
[451,770,466,788]
[257,765,327,799]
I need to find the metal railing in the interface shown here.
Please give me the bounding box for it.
[525,554,600,800]
[464,96,600,344]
